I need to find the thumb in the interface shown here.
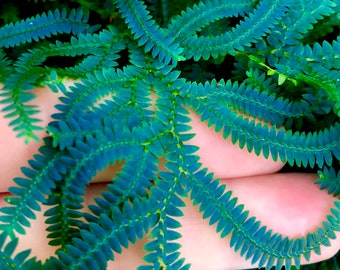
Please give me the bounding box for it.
[176,173,340,269]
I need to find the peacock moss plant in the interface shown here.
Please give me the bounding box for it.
[0,0,340,269]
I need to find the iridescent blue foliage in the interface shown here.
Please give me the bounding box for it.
[0,0,340,269]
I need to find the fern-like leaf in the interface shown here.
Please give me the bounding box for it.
[0,8,98,48]
[1,1,340,269]
[0,49,12,83]
[269,0,337,46]
[182,0,292,60]
[186,79,340,168]
[115,0,184,65]
[316,167,340,196]
[0,137,65,235]
[185,168,340,270]
[0,232,42,269]
[166,0,255,43]
[142,173,189,269]
[56,197,159,269]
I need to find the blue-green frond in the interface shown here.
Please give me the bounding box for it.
[0,232,42,270]
[0,137,64,236]
[43,118,167,247]
[138,130,194,269]
[244,68,278,93]
[188,88,340,168]
[84,149,158,223]
[142,173,189,269]
[44,193,84,248]
[1,0,340,269]
[0,19,125,142]
[166,0,255,43]
[186,167,340,270]
[187,79,307,127]
[115,0,184,65]
[0,49,12,83]
[145,0,198,28]
[182,0,292,60]
[271,38,340,116]
[56,197,158,269]
[0,78,44,142]
[270,0,337,46]
[44,27,126,78]
[53,65,147,122]
[0,8,98,48]
[316,167,340,196]
[2,27,125,108]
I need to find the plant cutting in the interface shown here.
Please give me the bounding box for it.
[0,0,340,269]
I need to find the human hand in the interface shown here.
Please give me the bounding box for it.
[0,83,339,269]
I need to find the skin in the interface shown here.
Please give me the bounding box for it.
[0,82,340,269]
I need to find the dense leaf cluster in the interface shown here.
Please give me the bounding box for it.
[0,0,340,269]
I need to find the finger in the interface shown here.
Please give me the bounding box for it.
[3,173,339,269]
[177,173,340,269]
[94,109,286,182]
[0,83,285,192]
[0,84,61,192]
[0,186,147,269]
[186,109,285,179]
